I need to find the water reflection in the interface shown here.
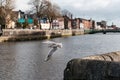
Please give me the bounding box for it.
[0,33,120,80]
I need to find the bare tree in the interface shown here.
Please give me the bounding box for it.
[62,9,73,19]
[0,0,14,9]
[29,0,49,18]
[29,0,61,29]
[44,2,61,29]
[5,0,15,9]
[0,0,15,28]
[29,0,50,28]
[0,0,5,6]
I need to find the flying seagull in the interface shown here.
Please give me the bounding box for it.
[43,40,62,61]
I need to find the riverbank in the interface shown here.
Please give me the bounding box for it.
[0,29,84,42]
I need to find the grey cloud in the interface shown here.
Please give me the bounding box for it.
[56,0,120,26]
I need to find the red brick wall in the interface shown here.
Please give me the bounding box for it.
[82,19,92,29]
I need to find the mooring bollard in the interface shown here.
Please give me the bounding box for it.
[64,51,120,80]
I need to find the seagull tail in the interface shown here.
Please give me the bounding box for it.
[44,56,51,62]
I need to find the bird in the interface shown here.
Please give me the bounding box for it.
[42,40,62,61]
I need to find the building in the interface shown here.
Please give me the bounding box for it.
[72,18,80,29]
[56,16,72,29]
[68,20,72,29]
[96,20,107,30]
[71,18,94,30]
[4,9,105,30]
[80,18,93,29]
[52,19,59,29]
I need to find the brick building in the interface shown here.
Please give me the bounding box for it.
[71,18,95,29]
[80,18,93,29]
[57,16,72,29]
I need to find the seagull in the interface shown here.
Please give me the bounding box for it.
[43,40,62,61]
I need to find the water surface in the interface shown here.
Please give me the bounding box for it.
[0,33,120,80]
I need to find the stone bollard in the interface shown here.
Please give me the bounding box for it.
[64,51,120,80]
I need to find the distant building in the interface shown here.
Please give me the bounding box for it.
[107,23,117,30]
[72,18,80,29]
[101,20,107,29]
[56,16,72,29]
[68,20,72,29]
[96,21,107,29]
[41,23,50,29]
[57,17,64,29]
[111,23,117,29]
[7,9,113,30]
[56,17,96,30]
[80,18,93,29]
[71,18,94,30]
[17,10,25,19]
[52,20,59,29]
[63,16,71,29]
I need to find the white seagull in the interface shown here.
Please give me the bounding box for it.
[43,40,62,61]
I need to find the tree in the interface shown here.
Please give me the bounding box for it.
[62,9,73,19]
[0,0,15,28]
[29,0,61,29]
[0,0,5,6]
[0,6,6,26]
[29,0,49,18]
[5,0,15,9]
[28,0,50,28]
[44,2,61,29]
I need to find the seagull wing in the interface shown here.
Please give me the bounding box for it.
[42,40,58,48]
[45,47,57,61]
[42,40,56,44]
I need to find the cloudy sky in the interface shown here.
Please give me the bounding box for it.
[15,0,120,26]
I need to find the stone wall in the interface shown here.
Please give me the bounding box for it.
[64,51,120,80]
[0,29,84,42]
[2,29,84,36]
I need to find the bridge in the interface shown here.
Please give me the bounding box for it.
[86,29,120,34]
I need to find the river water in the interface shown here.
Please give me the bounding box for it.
[1,33,120,80]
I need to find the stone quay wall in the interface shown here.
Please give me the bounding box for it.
[64,51,120,80]
[0,29,84,42]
